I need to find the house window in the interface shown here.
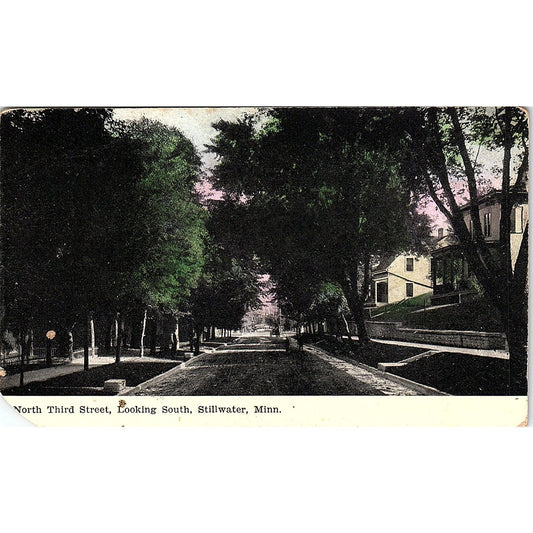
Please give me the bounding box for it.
[511,206,523,233]
[406,257,414,272]
[406,283,414,298]
[483,212,491,237]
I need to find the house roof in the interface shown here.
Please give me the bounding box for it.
[372,255,396,273]
[433,234,458,250]
[457,186,528,212]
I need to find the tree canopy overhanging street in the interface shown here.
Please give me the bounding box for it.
[0,107,528,395]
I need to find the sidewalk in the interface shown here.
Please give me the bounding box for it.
[0,341,227,392]
[0,356,110,391]
[0,354,189,392]
[303,344,445,396]
[337,335,509,360]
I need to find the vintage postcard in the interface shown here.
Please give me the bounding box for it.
[0,107,528,426]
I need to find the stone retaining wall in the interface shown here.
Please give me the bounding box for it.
[366,321,507,350]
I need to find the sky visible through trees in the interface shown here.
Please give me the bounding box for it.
[114,107,255,200]
[113,107,508,227]
[0,108,262,364]
[0,106,528,394]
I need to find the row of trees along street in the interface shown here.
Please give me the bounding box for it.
[208,107,528,395]
[0,109,261,381]
[0,107,528,395]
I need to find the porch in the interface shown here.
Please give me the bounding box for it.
[430,250,475,305]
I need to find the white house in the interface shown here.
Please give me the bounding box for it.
[371,253,432,306]
[431,189,528,304]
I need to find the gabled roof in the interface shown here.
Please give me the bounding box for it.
[433,234,458,250]
[458,186,528,212]
[372,255,397,273]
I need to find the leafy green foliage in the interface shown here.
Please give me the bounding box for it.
[0,110,207,342]
[0,108,139,329]
[400,106,528,394]
[208,108,428,338]
[122,118,206,312]
[189,201,262,331]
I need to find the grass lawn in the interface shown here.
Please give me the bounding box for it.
[306,336,509,395]
[311,336,423,368]
[369,294,431,321]
[2,361,180,395]
[387,352,510,395]
[369,295,503,332]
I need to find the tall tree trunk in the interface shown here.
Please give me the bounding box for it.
[113,317,119,348]
[18,321,33,386]
[352,300,370,344]
[342,254,372,345]
[420,107,528,394]
[189,330,194,353]
[57,325,74,360]
[130,319,141,349]
[170,332,177,356]
[160,315,174,357]
[194,324,202,355]
[170,317,179,357]
[341,313,352,341]
[84,313,91,371]
[104,314,112,354]
[90,317,96,358]
[66,328,73,360]
[507,304,527,396]
[507,223,528,395]
[27,326,34,364]
[342,289,370,344]
[19,342,24,387]
[115,313,123,364]
[149,318,158,356]
[139,309,147,358]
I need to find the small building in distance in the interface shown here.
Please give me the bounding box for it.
[370,252,432,306]
[430,189,528,305]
